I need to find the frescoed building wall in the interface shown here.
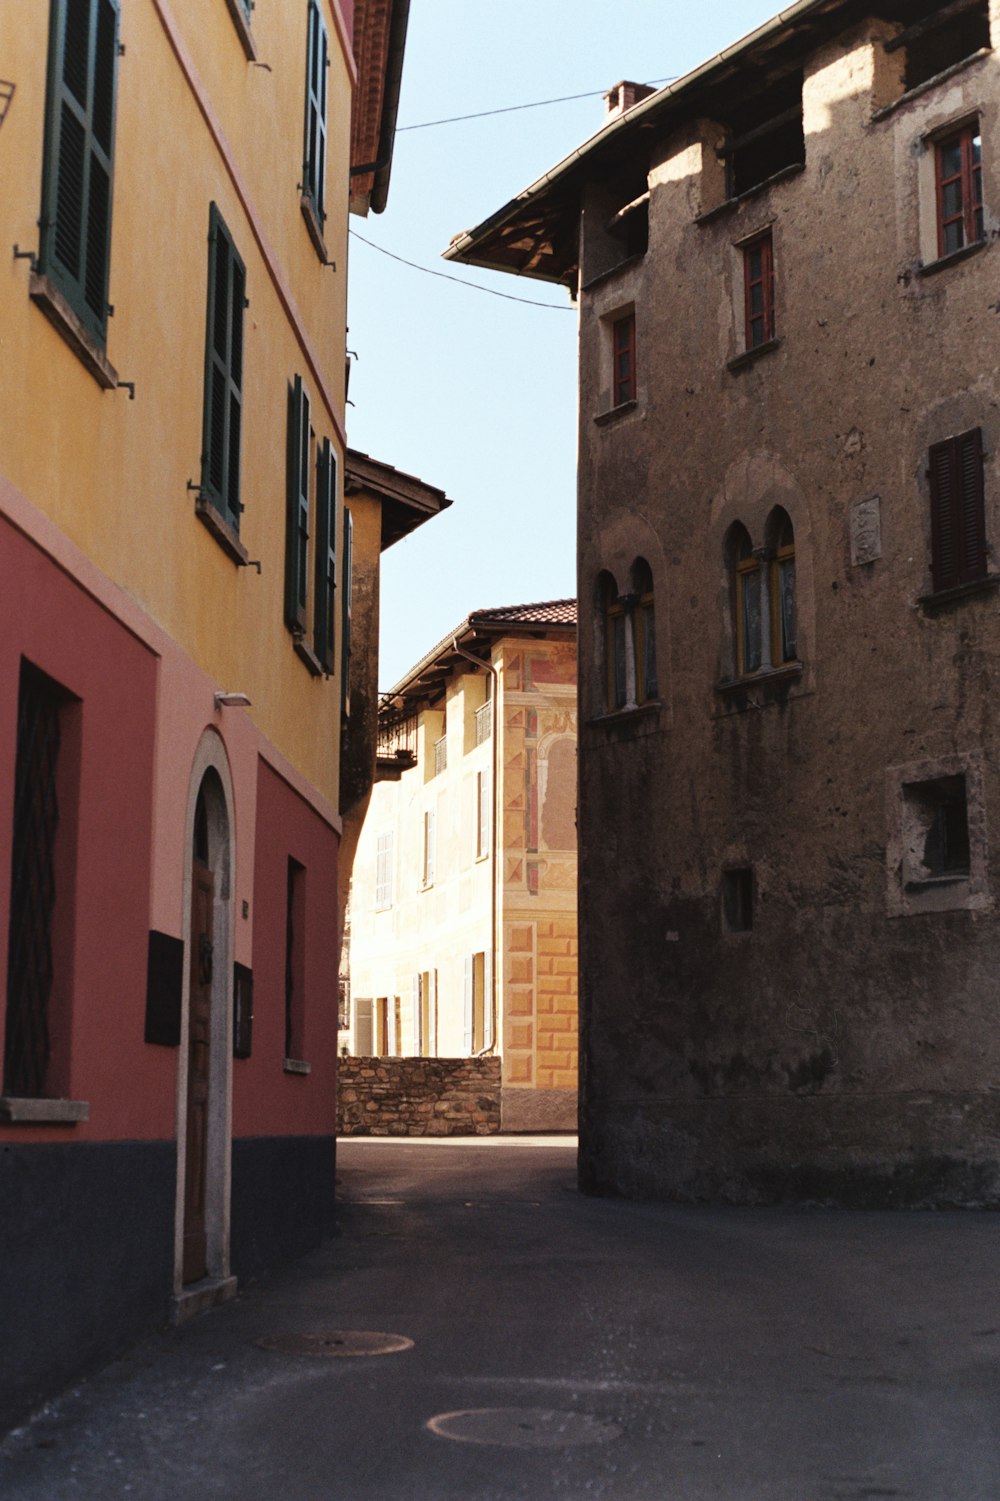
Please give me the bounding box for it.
[346,603,579,1131]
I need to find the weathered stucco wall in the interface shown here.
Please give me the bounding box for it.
[576,9,1000,1205]
[337,1056,502,1136]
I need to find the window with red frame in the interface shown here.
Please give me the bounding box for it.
[612,312,636,406]
[936,125,983,259]
[743,232,775,350]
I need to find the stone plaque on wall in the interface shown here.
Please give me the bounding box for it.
[850,496,882,566]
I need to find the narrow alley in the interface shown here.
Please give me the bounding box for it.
[2,1138,996,1501]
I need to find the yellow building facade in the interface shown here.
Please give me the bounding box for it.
[0,0,409,1429]
[347,603,579,1131]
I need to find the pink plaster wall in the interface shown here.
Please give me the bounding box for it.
[234,758,340,1138]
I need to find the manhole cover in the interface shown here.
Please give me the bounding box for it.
[426,1408,623,1448]
[256,1330,414,1357]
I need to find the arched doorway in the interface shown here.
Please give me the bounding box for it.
[177,748,234,1296]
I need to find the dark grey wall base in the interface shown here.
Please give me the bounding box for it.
[230,1135,336,1283]
[0,1140,175,1435]
[579,1095,1000,1208]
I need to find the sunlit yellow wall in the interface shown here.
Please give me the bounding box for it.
[2,0,353,803]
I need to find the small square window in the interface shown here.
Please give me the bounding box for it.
[888,756,988,917]
[722,868,753,932]
[902,775,970,886]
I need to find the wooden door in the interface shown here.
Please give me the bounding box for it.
[183,861,213,1284]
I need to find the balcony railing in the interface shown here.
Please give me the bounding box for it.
[377,695,418,763]
[475,700,493,745]
[434,735,448,776]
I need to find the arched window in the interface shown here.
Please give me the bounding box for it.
[730,524,762,676]
[768,509,796,666]
[596,572,626,712]
[727,515,797,678]
[630,558,657,704]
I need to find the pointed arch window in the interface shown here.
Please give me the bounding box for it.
[631,558,658,704]
[597,563,659,713]
[598,572,627,712]
[729,513,797,678]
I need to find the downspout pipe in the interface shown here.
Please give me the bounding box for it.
[452,637,499,1053]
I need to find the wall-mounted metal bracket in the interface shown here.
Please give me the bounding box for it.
[12,244,37,272]
[116,381,135,400]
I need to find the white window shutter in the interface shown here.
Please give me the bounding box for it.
[412,974,422,1055]
[463,955,474,1054]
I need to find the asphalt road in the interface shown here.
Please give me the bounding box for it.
[2,1136,998,1500]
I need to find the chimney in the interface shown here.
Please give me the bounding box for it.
[603,80,656,122]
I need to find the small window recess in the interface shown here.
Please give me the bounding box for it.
[883,0,990,95]
[722,868,754,932]
[607,192,649,260]
[901,774,970,888]
[718,74,804,201]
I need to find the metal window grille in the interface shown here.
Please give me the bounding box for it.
[434,735,448,776]
[475,700,493,745]
[4,668,63,1097]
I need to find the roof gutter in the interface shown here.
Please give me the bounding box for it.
[443,0,831,264]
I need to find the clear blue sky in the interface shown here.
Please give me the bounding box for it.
[346,1,783,687]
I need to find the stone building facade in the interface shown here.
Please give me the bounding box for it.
[346,602,578,1131]
[447,0,1000,1203]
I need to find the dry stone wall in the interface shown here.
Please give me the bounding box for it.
[337,1057,502,1137]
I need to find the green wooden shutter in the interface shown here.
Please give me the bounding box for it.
[341,507,353,713]
[303,0,328,226]
[313,439,337,670]
[201,205,245,531]
[40,0,120,344]
[284,376,310,631]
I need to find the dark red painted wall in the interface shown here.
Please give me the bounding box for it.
[236,758,339,1137]
[0,517,166,1143]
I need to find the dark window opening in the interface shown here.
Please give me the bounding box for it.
[4,663,75,1098]
[720,74,804,200]
[608,197,649,261]
[895,1,990,93]
[284,858,306,1061]
[903,775,970,882]
[722,868,754,932]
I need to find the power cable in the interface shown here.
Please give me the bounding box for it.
[396,80,676,132]
[349,231,573,310]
